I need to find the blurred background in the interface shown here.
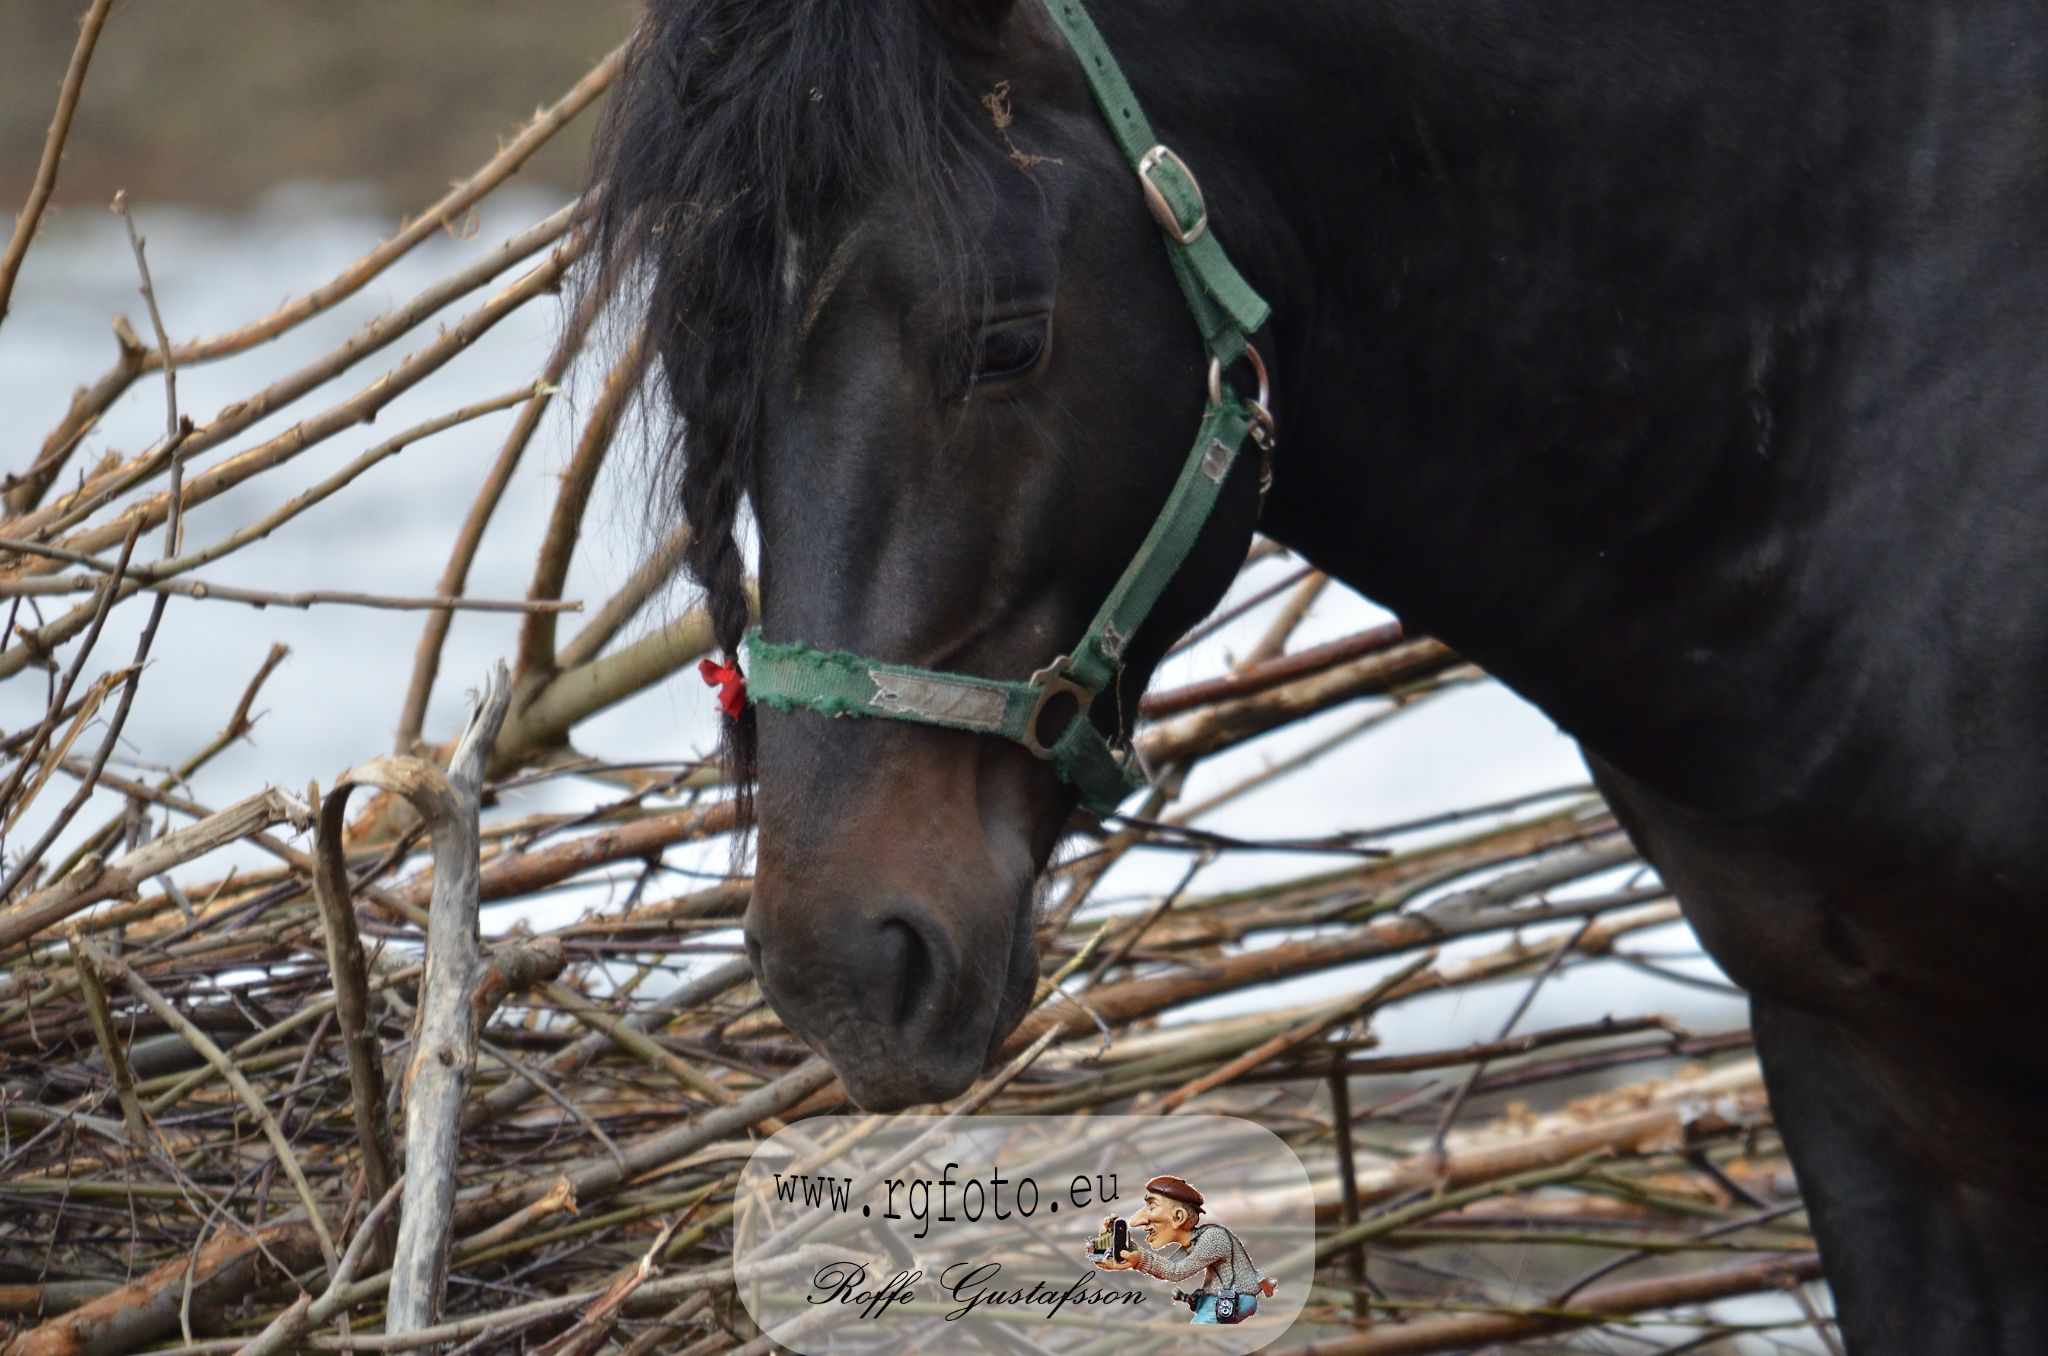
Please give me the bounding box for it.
[1,2,635,208]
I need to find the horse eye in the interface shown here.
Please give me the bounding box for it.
[972,317,1051,384]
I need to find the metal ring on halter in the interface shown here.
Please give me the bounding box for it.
[1209,344,1275,436]
[1208,343,1270,410]
[1022,656,1096,759]
[1209,345,1277,490]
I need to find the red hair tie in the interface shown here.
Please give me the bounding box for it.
[698,655,747,720]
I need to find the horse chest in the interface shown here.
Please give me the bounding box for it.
[1589,756,2048,1049]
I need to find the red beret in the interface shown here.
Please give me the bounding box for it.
[1145,1175,1204,1210]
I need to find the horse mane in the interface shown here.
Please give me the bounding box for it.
[581,0,988,783]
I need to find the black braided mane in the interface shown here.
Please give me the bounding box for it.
[582,0,986,781]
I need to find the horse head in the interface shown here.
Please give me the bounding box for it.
[586,0,1272,1108]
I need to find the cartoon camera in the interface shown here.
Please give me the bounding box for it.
[1085,1215,1129,1264]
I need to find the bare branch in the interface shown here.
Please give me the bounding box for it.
[3,210,579,563]
[398,289,602,750]
[554,516,692,673]
[0,785,310,948]
[516,327,651,680]
[112,191,188,558]
[75,935,341,1278]
[8,43,624,516]
[0,589,167,902]
[312,778,401,1259]
[372,663,512,1336]
[0,0,116,328]
[65,927,148,1147]
[0,572,580,615]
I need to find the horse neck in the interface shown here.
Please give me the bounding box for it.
[1106,0,1980,811]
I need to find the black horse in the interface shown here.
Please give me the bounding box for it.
[586,0,2048,1348]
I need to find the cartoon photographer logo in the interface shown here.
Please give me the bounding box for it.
[1087,1173,1280,1325]
[735,1118,1313,1350]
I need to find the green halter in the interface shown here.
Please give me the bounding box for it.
[742,0,1274,816]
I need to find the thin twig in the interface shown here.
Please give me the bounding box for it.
[4,216,581,574]
[1427,917,1599,1164]
[0,522,140,831]
[10,43,622,517]
[0,572,580,613]
[43,641,288,882]
[517,326,651,680]
[112,190,189,559]
[75,935,341,1278]
[65,927,148,1147]
[0,0,116,327]
[398,289,602,749]
[0,591,168,912]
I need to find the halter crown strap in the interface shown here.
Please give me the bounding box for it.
[1042,0,1270,366]
[743,0,1273,816]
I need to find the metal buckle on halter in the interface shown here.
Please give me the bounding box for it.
[1023,656,1095,759]
[1207,344,1278,492]
[1137,145,1208,246]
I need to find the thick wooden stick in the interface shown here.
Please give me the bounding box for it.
[1242,567,1330,665]
[3,1217,332,1356]
[381,663,512,1338]
[553,518,693,674]
[1139,639,1461,764]
[0,786,310,949]
[312,779,400,1252]
[489,605,718,772]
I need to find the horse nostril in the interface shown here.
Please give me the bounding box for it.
[749,897,963,1048]
[875,915,941,1032]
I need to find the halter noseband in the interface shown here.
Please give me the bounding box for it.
[743,0,1275,815]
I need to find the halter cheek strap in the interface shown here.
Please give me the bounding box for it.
[741,0,1275,816]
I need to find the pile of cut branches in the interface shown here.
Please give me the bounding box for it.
[0,12,1828,1355]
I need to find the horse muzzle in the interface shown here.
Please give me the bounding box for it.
[744,873,1040,1111]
